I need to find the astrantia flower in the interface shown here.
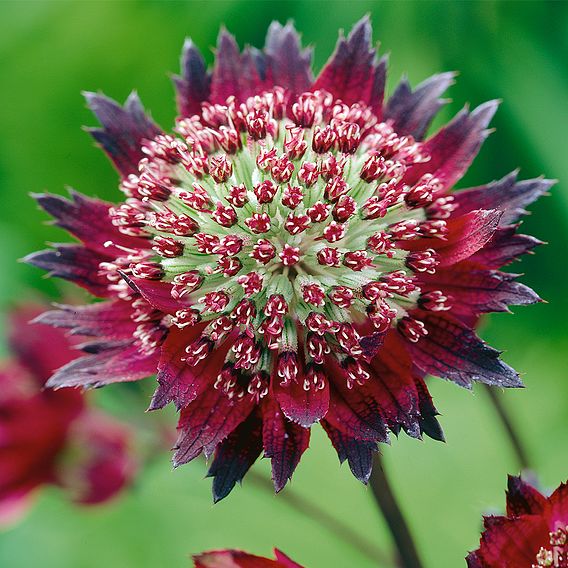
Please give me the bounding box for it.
[193,548,303,568]
[29,17,552,500]
[0,305,136,524]
[468,476,568,567]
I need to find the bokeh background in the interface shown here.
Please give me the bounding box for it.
[0,1,567,567]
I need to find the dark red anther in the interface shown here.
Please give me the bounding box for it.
[324,176,349,202]
[336,323,362,357]
[305,312,331,335]
[172,271,203,299]
[332,195,356,222]
[254,180,278,204]
[291,93,319,128]
[232,298,256,325]
[214,364,238,396]
[268,87,286,119]
[282,185,304,209]
[284,213,310,235]
[320,154,345,181]
[142,134,181,164]
[110,201,148,236]
[245,212,271,234]
[305,364,326,391]
[334,121,361,154]
[279,244,301,266]
[131,262,164,280]
[427,195,456,219]
[367,300,397,332]
[232,335,261,370]
[312,125,336,153]
[343,250,373,272]
[237,272,263,296]
[176,117,217,153]
[306,332,330,364]
[201,102,230,128]
[120,174,142,199]
[360,154,386,182]
[153,211,198,237]
[361,196,388,220]
[215,126,242,154]
[389,220,420,240]
[398,316,428,343]
[419,290,452,312]
[218,234,243,256]
[276,351,299,386]
[256,148,278,171]
[297,162,319,187]
[362,281,389,301]
[406,249,439,274]
[284,126,307,160]
[322,221,347,243]
[245,108,269,140]
[185,336,214,366]
[209,155,233,183]
[203,291,230,313]
[172,308,202,328]
[333,101,375,129]
[184,151,209,178]
[328,286,355,308]
[250,238,276,264]
[208,315,234,342]
[261,320,283,350]
[264,294,288,316]
[367,232,395,257]
[211,202,238,227]
[406,184,433,208]
[317,247,341,267]
[152,236,184,258]
[302,283,326,307]
[271,155,294,183]
[380,271,417,295]
[405,174,441,208]
[307,201,330,223]
[342,357,370,389]
[227,184,249,208]
[248,371,270,402]
[419,219,448,239]
[194,232,221,254]
[226,98,247,131]
[137,170,173,202]
[217,256,242,277]
[376,178,402,200]
[178,183,213,212]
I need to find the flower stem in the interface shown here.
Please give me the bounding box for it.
[369,453,425,568]
[247,469,395,567]
[484,384,530,470]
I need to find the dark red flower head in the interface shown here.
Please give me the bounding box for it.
[28,17,552,500]
[0,305,136,524]
[193,548,303,568]
[468,476,568,568]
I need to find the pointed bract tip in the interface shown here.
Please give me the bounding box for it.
[182,37,195,51]
[218,26,237,45]
[347,14,373,41]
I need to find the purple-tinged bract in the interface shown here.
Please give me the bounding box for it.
[29,17,552,501]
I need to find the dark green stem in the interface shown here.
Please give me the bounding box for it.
[484,384,530,470]
[370,453,425,568]
[247,470,395,567]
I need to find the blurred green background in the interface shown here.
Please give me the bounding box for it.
[0,1,567,567]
